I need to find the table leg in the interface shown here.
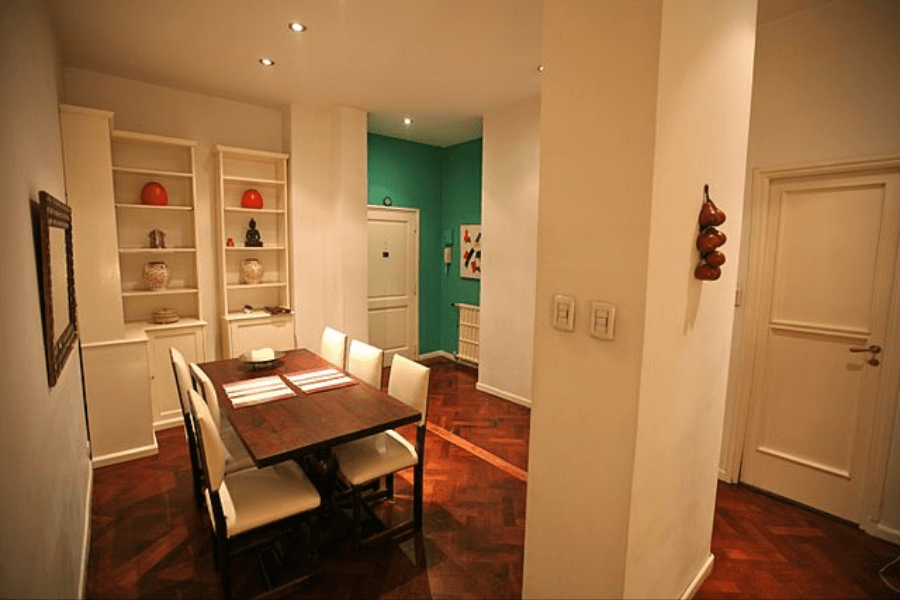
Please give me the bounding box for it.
[299,449,339,500]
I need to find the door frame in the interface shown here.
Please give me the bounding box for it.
[366,205,420,361]
[724,154,900,536]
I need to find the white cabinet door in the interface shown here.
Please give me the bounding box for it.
[227,315,296,358]
[147,325,206,430]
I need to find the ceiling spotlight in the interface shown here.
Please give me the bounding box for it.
[288,22,306,32]
[259,57,275,67]
[403,117,412,126]
[537,65,545,73]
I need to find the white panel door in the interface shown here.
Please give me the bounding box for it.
[367,207,419,366]
[741,172,900,522]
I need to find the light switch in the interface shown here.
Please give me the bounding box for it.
[590,300,616,340]
[552,294,575,332]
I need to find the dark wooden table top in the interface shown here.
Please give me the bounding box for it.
[197,348,421,467]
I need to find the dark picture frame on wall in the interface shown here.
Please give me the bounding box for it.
[32,190,78,387]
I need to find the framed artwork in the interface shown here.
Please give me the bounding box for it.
[460,224,481,279]
[32,191,78,387]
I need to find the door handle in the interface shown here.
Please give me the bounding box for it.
[849,344,882,366]
[849,345,882,354]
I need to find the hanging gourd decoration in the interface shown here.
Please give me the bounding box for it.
[241,188,264,209]
[694,184,727,281]
[140,181,168,206]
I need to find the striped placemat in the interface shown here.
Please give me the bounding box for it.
[284,368,358,394]
[223,375,295,407]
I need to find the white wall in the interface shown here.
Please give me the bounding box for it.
[524,1,756,597]
[719,0,900,533]
[63,68,285,358]
[288,104,369,350]
[623,1,756,598]
[523,1,662,596]
[0,3,92,597]
[479,96,540,406]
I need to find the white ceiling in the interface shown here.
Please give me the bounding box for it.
[47,0,543,147]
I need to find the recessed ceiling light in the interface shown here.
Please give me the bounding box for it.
[288,22,306,32]
[259,57,275,67]
[537,65,545,73]
[403,117,412,125]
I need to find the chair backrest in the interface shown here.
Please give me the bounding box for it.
[320,326,348,368]
[190,363,222,430]
[347,339,384,389]
[387,355,430,427]
[189,388,226,492]
[169,347,192,416]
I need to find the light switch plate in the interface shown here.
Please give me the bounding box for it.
[590,300,616,340]
[552,294,575,332]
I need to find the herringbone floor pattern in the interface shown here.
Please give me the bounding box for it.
[85,357,900,599]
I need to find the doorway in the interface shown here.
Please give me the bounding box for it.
[366,206,419,366]
[733,158,900,528]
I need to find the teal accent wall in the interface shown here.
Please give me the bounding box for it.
[440,139,483,352]
[367,133,482,356]
[368,134,445,354]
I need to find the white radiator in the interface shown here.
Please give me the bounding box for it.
[455,303,480,364]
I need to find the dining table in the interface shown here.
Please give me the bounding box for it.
[195,347,421,498]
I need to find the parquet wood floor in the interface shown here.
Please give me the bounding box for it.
[697,481,900,599]
[85,357,900,599]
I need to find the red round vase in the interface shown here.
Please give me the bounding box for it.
[140,182,168,206]
[241,189,264,209]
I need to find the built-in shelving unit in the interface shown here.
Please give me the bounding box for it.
[214,145,295,357]
[111,130,202,325]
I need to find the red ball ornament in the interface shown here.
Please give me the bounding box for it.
[241,189,264,209]
[140,182,168,206]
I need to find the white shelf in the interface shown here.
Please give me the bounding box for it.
[223,175,285,185]
[122,288,200,298]
[118,247,196,255]
[226,282,288,291]
[113,166,193,178]
[225,246,285,251]
[224,207,285,215]
[215,144,293,357]
[113,129,201,325]
[225,310,294,321]
[115,203,193,212]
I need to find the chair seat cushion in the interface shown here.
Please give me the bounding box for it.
[221,419,254,473]
[218,461,320,537]
[333,429,418,487]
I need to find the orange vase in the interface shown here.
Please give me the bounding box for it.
[140,182,168,206]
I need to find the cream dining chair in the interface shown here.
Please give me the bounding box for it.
[319,326,348,369]
[169,347,205,509]
[333,354,430,546]
[346,339,384,389]
[189,362,254,474]
[188,388,321,599]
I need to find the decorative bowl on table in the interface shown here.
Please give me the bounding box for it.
[238,347,285,370]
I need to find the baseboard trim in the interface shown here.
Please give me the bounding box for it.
[78,466,93,600]
[153,414,183,432]
[476,382,531,408]
[871,522,900,545]
[91,439,158,468]
[680,553,715,600]
[417,350,455,361]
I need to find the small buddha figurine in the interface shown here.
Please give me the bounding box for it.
[244,218,263,247]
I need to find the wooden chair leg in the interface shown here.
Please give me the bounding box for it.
[352,488,362,548]
[220,537,231,600]
[385,473,394,500]
[413,460,424,530]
